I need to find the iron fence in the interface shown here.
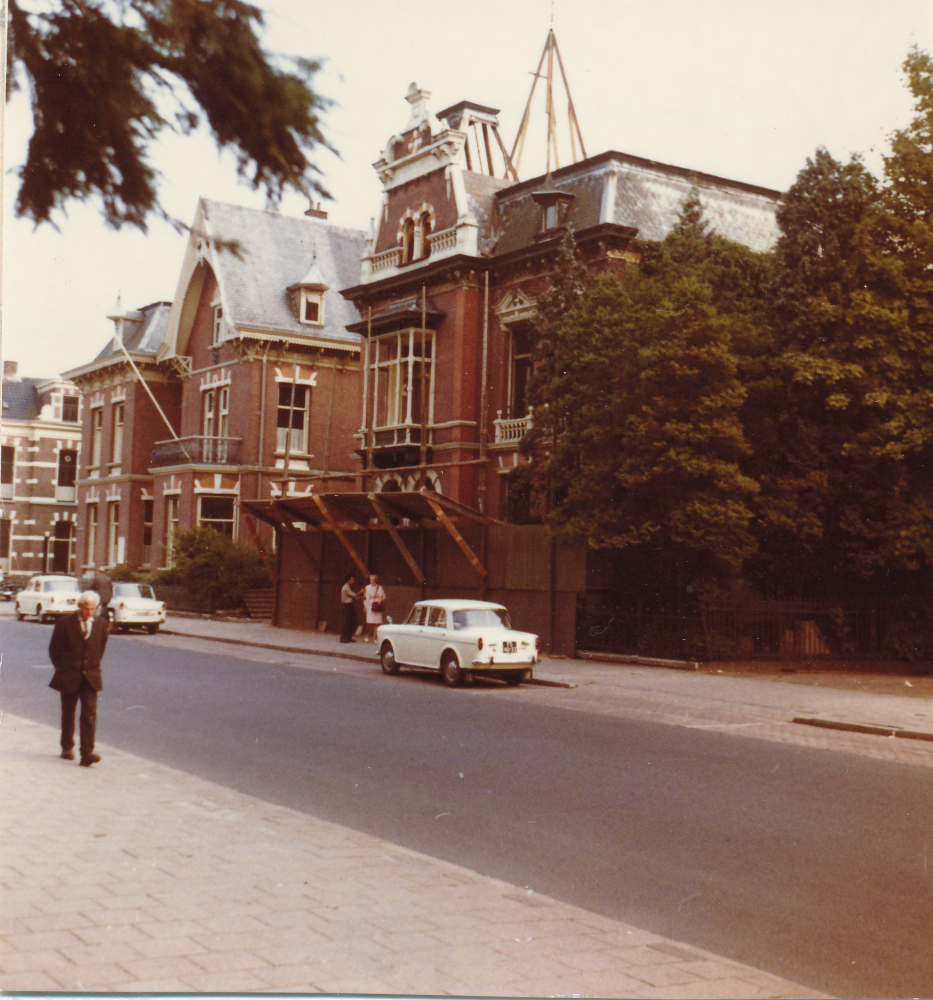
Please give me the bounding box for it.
[576,593,922,661]
[151,436,242,467]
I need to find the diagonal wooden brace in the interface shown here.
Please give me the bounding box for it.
[272,501,320,572]
[312,494,369,579]
[425,497,488,579]
[369,494,426,585]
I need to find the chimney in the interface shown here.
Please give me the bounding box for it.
[305,201,328,220]
[3,361,18,381]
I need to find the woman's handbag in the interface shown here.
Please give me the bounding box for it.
[372,600,385,613]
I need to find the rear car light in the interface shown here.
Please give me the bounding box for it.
[477,637,484,651]
[535,636,541,650]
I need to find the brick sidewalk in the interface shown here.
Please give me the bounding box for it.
[0,713,826,997]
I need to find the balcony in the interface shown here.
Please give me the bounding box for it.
[494,408,534,445]
[151,436,242,467]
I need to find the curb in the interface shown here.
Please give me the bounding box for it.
[577,649,701,671]
[159,629,575,688]
[792,717,933,743]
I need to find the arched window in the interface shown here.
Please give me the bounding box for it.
[418,212,432,259]
[401,218,415,265]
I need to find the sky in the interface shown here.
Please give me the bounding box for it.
[3,0,933,380]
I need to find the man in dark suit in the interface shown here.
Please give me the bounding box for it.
[49,591,110,767]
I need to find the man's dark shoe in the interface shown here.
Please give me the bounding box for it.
[60,750,75,760]
[79,753,101,767]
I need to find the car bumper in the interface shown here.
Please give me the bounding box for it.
[113,612,166,624]
[470,658,536,669]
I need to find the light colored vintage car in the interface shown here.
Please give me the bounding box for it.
[377,599,539,687]
[15,575,80,622]
[107,583,166,633]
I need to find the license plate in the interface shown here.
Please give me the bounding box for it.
[503,641,516,654]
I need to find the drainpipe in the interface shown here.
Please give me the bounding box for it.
[478,270,490,513]
[420,284,428,486]
[257,343,270,498]
[323,355,339,478]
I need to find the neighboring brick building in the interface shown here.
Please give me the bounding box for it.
[0,361,83,577]
[341,84,781,519]
[65,201,366,572]
[63,301,178,573]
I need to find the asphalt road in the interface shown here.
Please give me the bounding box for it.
[2,618,931,998]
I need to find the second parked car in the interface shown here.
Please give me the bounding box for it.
[15,575,80,622]
[107,583,166,634]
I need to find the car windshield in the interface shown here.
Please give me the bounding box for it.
[452,608,511,630]
[113,584,155,599]
[43,579,79,592]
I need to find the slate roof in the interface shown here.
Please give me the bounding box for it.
[489,151,781,256]
[202,200,366,343]
[1,378,43,421]
[91,301,173,364]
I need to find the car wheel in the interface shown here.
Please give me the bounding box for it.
[441,651,462,687]
[503,671,523,687]
[380,642,400,675]
[16,608,25,622]
[37,604,51,623]
[146,623,159,635]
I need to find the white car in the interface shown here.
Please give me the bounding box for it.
[108,583,166,634]
[15,575,80,622]
[377,599,539,687]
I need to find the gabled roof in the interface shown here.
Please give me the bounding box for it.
[1,378,43,421]
[200,200,366,343]
[90,301,173,364]
[490,151,781,256]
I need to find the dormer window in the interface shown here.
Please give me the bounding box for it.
[288,257,329,327]
[301,290,324,326]
[530,173,575,236]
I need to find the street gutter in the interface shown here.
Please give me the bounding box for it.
[793,717,933,743]
[159,629,575,688]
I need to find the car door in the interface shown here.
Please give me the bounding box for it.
[392,604,427,664]
[415,605,449,669]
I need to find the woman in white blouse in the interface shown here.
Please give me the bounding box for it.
[362,574,386,643]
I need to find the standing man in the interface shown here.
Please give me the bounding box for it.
[49,591,109,767]
[91,566,113,619]
[339,573,361,643]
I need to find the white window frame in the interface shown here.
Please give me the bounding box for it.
[211,288,225,345]
[165,495,179,567]
[299,290,325,327]
[368,328,435,429]
[91,407,103,469]
[198,494,237,537]
[86,504,98,567]
[107,502,120,566]
[276,382,310,454]
[111,401,124,464]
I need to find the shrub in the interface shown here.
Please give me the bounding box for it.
[169,527,271,613]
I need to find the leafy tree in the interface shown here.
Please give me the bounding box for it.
[168,526,270,612]
[7,0,332,230]
[531,211,761,590]
[750,134,933,598]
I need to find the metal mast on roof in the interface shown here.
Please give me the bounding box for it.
[510,29,587,177]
